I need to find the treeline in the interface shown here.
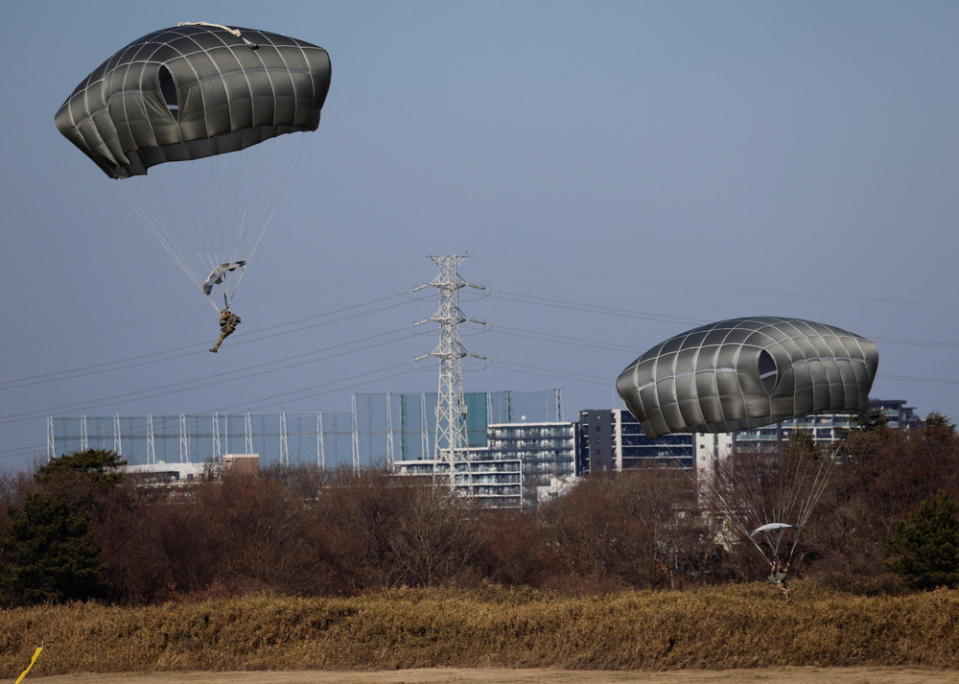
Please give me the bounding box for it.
[1,415,958,606]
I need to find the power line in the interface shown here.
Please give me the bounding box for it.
[488,289,704,325]
[472,254,959,309]
[240,256,426,304]
[490,359,611,387]
[0,443,46,462]
[880,374,959,386]
[9,290,956,396]
[9,256,959,445]
[0,292,416,390]
[3,364,420,463]
[0,327,415,424]
[0,258,427,349]
[215,363,419,412]
[488,292,959,355]
[871,336,959,350]
[490,324,640,353]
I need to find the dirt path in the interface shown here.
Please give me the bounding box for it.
[24,667,959,683]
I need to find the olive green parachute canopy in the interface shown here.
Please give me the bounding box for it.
[616,317,879,438]
[54,23,331,178]
[53,23,331,307]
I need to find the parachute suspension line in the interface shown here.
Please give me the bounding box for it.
[707,473,773,564]
[742,469,782,561]
[227,133,314,306]
[234,136,277,256]
[799,454,835,529]
[785,443,814,520]
[740,458,768,532]
[253,132,312,253]
[663,444,777,565]
[119,129,316,309]
[150,150,217,284]
[725,453,775,557]
[229,152,249,262]
[758,456,795,562]
[119,184,201,285]
[185,159,219,281]
[171,133,310,309]
[770,442,825,564]
[221,141,249,269]
[758,444,812,562]
[127,174,214,287]
[206,141,227,274]
[247,207,278,265]
[686,450,774,565]
[786,449,837,563]
[769,450,808,562]
[181,146,238,287]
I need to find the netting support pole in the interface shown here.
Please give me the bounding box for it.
[146,415,155,464]
[317,411,326,469]
[244,412,253,454]
[420,392,429,463]
[114,414,123,457]
[386,392,395,469]
[46,416,55,462]
[279,411,289,466]
[351,393,360,473]
[178,413,190,463]
[212,413,221,462]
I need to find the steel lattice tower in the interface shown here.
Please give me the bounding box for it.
[414,255,485,487]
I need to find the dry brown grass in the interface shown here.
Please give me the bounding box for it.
[2,583,958,678]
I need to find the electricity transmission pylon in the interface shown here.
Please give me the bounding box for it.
[413,255,486,488]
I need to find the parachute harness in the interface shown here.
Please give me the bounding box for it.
[178,22,258,49]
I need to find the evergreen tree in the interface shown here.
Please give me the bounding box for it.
[34,449,127,520]
[35,448,124,480]
[0,492,109,605]
[854,408,889,432]
[923,412,954,430]
[884,490,959,590]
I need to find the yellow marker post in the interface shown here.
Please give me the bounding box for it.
[14,646,42,684]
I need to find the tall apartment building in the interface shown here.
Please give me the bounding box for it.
[726,398,919,452]
[578,409,694,474]
[393,420,577,508]
[579,399,921,479]
[486,421,577,506]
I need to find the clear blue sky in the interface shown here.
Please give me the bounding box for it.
[2,1,958,472]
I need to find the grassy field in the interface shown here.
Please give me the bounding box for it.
[2,583,958,679]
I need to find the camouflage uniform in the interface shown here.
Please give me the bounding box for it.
[768,561,792,603]
[210,309,241,352]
